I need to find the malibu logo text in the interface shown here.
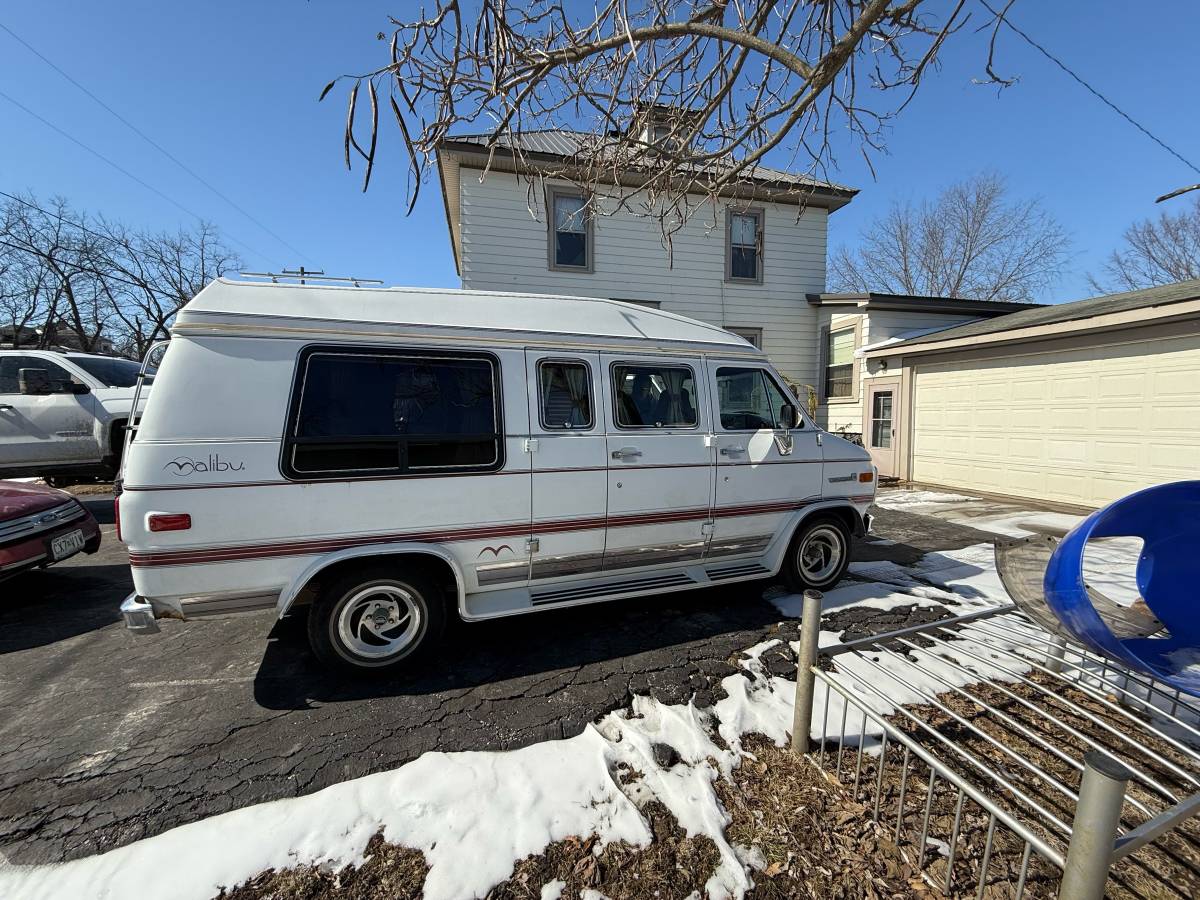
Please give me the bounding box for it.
[163,455,246,476]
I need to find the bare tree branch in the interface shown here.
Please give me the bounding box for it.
[329,1,1008,237]
[829,172,1069,301]
[1089,196,1200,293]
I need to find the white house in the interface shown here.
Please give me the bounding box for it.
[435,131,1027,430]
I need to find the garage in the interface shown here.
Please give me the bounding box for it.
[864,280,1200,509]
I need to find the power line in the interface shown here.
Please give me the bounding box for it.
[981,0,1200,177]
[0,21,309,260]
[0,88,277,267]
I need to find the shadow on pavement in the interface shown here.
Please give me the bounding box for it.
[0,562,131,653]
[77,494,116,526]
[252,580,784,711]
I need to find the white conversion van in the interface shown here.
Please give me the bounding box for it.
[118,279,875,675]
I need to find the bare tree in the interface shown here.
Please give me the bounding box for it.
[0,249,52,349]
[1,194,241,356]
[98,221,241,357]
[328,1,1017,234]
[829,172,1069,301]
[0,195,114,351]
[1089,196,1200,293]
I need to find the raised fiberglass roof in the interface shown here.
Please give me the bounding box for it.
[176,278,756,351]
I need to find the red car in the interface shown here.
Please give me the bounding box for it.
[0,481,101,581]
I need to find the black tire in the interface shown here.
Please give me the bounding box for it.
[307,564,446,677]
[781,515,851,593]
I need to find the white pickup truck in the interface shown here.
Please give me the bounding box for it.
[0,350,150,483]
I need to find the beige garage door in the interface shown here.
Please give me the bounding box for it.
[910,331,1200,508]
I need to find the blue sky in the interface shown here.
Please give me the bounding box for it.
[2,1,1197,302]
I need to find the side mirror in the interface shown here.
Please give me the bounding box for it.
[18,368,51,395]
[66,381,92,395]
[779,402,799,429]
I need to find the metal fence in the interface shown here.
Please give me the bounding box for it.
[789,592,1200,899]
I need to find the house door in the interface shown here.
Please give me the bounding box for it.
[601,354,713,572]
[866,379,900,477]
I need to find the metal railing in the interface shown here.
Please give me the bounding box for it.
[789,591,1200,899]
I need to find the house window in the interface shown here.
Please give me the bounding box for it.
[612,363,697,429]
[548,189,591,271]
[538,360,593,430]
[283,348,502,479]
[715,367,793,431]
[726,208,763,283]
[824,328,855,399]
[726,327,762,349]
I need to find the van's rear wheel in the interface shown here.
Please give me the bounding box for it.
[781,516,851,593]
[307,565,445,676]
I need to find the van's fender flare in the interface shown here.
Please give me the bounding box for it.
[764,499,869,576]
[276,542,467,618]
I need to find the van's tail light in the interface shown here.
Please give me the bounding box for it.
[114,495,122,542]
[859,471,875,483]
[148,513,192,533]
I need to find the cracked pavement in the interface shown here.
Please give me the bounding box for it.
[0,496,995,865]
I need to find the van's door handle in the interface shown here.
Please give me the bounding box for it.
[0,404,13,411]
[720,445,746,456]
[611,447,642,460]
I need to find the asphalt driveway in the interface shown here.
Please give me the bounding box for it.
[0,496,993,865]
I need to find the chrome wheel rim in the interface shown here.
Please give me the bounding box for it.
[797,526,844,583]
[335,584,422,661]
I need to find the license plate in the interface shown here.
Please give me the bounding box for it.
[51,529,86,561]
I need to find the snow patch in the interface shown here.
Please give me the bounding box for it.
[873,490,978,508]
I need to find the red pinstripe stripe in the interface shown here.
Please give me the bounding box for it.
[127,497,834,568]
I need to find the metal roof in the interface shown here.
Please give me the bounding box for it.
[439,129,856,198]
[175,278,760,354]
[874,278,1200,350]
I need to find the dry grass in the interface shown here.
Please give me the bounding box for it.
[719,734,926,900]
[215,832,427,900]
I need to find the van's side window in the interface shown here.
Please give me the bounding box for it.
[612,364,697,429]
[284,348,502,479]
[538,360,593,430]
[716,367,792,431]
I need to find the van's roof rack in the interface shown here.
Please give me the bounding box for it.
[238,269,384,287]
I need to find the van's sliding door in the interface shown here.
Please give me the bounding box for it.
[601,353,714,573]
[526,351,608,582]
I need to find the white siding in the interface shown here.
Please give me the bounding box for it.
[818,312,866,435]
[458,169,827,385]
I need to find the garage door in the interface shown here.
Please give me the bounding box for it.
[910,331,1200,508]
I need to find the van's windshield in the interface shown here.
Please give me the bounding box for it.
[67,355,153,388]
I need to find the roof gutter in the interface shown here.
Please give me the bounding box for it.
[865,297,1200,359]
[805,292,1041,316]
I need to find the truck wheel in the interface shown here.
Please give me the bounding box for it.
[781,516,851,593]
[307,564,446,676]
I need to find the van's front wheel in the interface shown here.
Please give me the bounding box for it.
[308,565,445,676]
[781,516,851,593]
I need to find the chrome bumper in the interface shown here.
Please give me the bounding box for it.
[120,593,160,635]
[120,590,277,634]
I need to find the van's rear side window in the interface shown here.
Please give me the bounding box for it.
[283,347,503,479]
